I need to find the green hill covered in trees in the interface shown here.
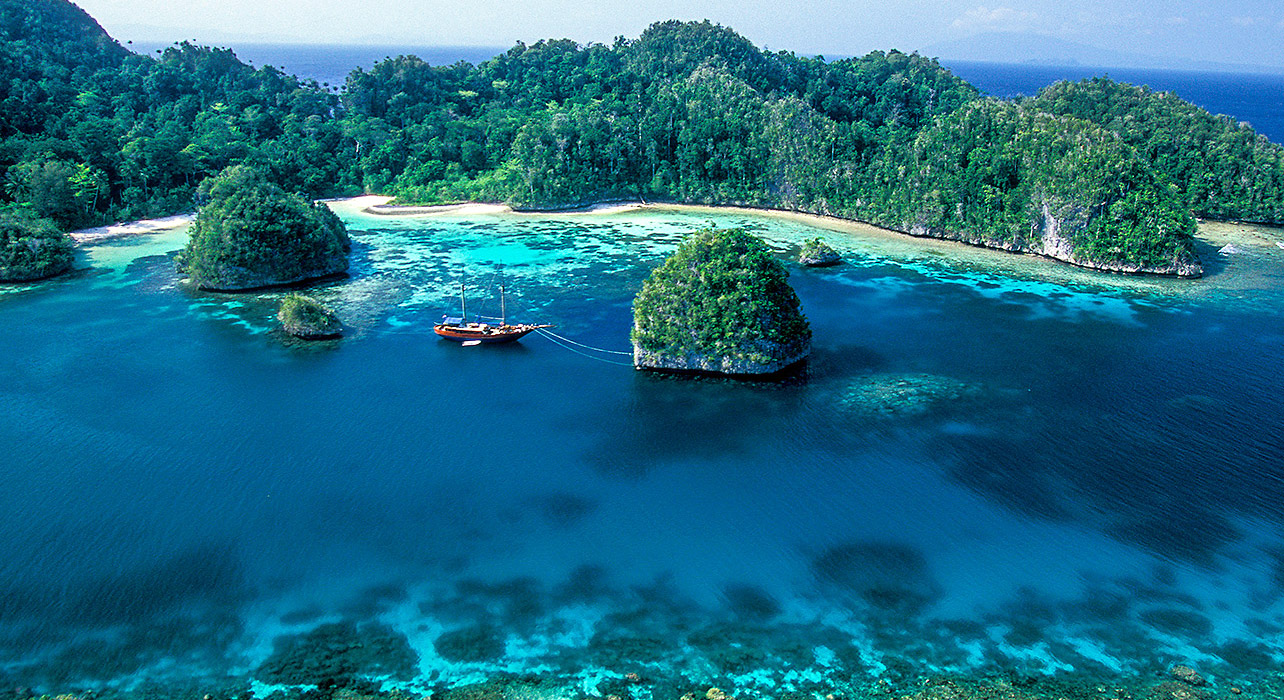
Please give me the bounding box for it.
[177,166,350,290]
[633,227,811,375]
[7,0,1284,278]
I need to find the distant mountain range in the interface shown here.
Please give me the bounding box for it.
[924,32,1283,74]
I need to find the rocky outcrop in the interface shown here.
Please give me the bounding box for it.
[799,237,841,266]
[0,209,74,282]
[1170,665,1206,686]
[1030,201,1202,278]
[632,227,811,376]
[178,166,351,291]
[903,199,1203,278]
[632,339,809,375]
[278,294,342,339]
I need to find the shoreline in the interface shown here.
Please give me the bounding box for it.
[356,196,645,217]
[67,197,1282,288]
[69,214,194,243]
[350,197,1282,281]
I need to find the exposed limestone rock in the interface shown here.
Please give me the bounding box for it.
[799,237,842,266]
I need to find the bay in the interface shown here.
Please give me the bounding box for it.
[2,201,1283,694]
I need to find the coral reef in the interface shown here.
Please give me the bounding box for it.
[836,372,980,418]
[255,621,418,687]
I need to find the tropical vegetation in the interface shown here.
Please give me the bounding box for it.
[0,205,74,281]
[799,237,840,266]
[177,166,350,290]
[6,0,1284,277]
[632,227,810,373]
[278,293,342,338]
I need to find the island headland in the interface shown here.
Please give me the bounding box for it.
[0,206,74,282]
[11,1,1284,281]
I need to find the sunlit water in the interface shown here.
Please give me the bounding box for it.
[2,206,1283,694]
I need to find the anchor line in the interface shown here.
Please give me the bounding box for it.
[535,328,633,356]
[534,329,634,367]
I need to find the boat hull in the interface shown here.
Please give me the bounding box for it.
[433,324,547,344]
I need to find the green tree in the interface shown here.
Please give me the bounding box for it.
[632,227,810,373]
[0,204,74,281]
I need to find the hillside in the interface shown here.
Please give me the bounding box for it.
[7,1,1284,276]
[0,0,353,230]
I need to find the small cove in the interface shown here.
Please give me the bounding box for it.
[1,206,1283,695]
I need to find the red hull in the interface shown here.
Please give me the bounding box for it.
[433,323,550,344]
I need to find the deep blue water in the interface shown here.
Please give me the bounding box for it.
[944,60,1284,144]
[2,206,1283,694]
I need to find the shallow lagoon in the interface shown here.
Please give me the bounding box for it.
[1,207,1283,697]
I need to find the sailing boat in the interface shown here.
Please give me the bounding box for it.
[433,283,551,345]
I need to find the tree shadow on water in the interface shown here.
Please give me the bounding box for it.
[581,370,807,477]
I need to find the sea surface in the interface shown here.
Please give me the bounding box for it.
[2,200,1284,696]
[945,60,1284,144]
[130,42,508,89]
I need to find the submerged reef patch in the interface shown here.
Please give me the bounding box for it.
[835,372,982,419]
[434,623,508,663]
[812,541,942,613]
[255,621,418,687]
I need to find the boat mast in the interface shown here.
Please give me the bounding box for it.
[500,284,506,326]
[460,283,466,322]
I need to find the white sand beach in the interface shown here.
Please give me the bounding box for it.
[69,214,194,244]
[353,197,646,217]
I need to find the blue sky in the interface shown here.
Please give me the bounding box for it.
[74,0,1284,70]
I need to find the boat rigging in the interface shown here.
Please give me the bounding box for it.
[433,282,551,345]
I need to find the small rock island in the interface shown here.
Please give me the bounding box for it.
[799,237,841,266]
[278,294,342,339]
[177,166,350,291]
[632,227,811,375]
[0,207,74,282]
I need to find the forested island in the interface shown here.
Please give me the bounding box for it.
[6,0,1284,277]
[633,227,811,374]
[177,166,350,290]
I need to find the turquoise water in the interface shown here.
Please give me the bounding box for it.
[2,207,1283,695]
